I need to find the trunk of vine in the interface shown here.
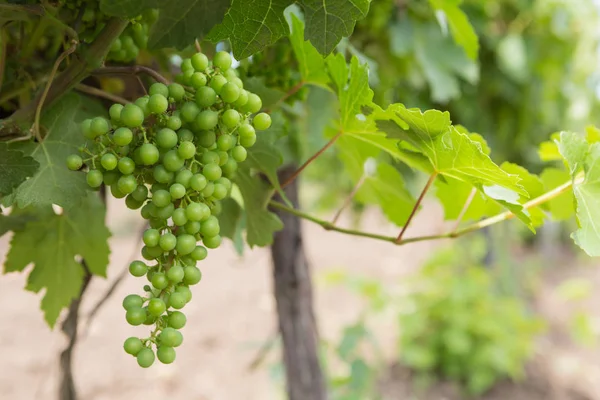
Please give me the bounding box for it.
[270,166,327,400]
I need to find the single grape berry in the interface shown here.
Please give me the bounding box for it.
[183,266,202,285]
[170,183,186,200]
[253,112,272,130]
[178,141,196,160]
[191,52,209,71]
[167,264,185,283]
[177,129,194,143]
[123,294,143,310]
[157,346,176,364]
[90,117,110,137]
[129,260,148,277]
[139,143,160,165]
[121,103,145,127]
[191,72,208,88]
[156,128,178,149]
[180,102,200,122]
[136,348,155,368]
[126,307,147,326]
[190,245,208,261]
[203,163,222,181]
[232,146,247,162]
[109,103,124,121]
[118,175,138,194]
[176,286,193,302]
[220,82,240,103]
[124,337,144,356]
[245,93,262,113]
[113,127,133,146]
[148,94,169,114]
[221,109,240,129]
[213,51,232,70]
[66,154,83,171]
[149,82,169,98]
[151,272,169,290]
[143,229,160,247]
[172,208,188,226]
[196,110,218,130]
[148,298,167,317]
[159,232,177,251]
[168,311,187,329]
[162,150,185,172]
[203,235,222,249]
[169,292,187,309]
[168,83,185,102]
[86,170,103,188]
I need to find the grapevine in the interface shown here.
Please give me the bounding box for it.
[67,50,271,367]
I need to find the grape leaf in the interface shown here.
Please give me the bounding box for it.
[218,197,245,255]
[148,0,231,50]
[537,132,562,162]
[7,94,89,209]
[299,0,370,55]
[429,0,479,60]
[207,0,293,58]
[0,213,36,237]
[235,169,283,247]
[572,144,600,256]
[558,131,589,176]
[4,193,110,327]
[99,0,159,18]
[288,13,330,87]
[541,168,574,221]
[0,143,39,197]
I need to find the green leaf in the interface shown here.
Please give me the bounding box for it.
[245,140,286,196]
[558,131,589,176]
[429,0,479,60]
[8,94,89,209]
[288,13,330,86]
[540,167,574,221]
[99,0,159,17]
[218,197,245,255]
[235,169,283,247]
[4,193,110,327]
[572,144,600,256]
[207,0,293,58]
[148,0,231,50]
[0,143,39,197]
[0,213,36,237]
[299,0,370,55]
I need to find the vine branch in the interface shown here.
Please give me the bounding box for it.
[92,65,170,85]
[281,131,342,189]
[75,83,129,104]
[264,81,305,113]
[269,174,581,246]
[396,172,437,242]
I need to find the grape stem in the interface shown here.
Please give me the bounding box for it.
[451,187,477,234]
[395,172,438,243]
[92,65,170,85]
[74,83,129,104]
[331,172,367,225]
[264,81,305,113]
[268,173,581,246]
[281,131,342,189]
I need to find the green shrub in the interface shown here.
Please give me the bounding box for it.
[398,245,545,395]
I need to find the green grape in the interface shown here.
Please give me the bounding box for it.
[82,119,94,139]
[66,154,83,171]
[124,337,143,356]
[118,174,137,194]
[121,104,145,127]
[177,141,196,159]
[217,151,229,166]
[168,311,187,329]
[151,272,169,290]
[156,128,178,149]
[116,157,135,175]
[113,127,133,146]
[191,52,209,71]
[201,182,215,197]
[90,117,110,137]
[126,194,144,209]
[245,93,262,113]
[217,134,234,151]
[180,102,200,122]
[159,327,180,347]
[176,169,193,187]
[152,189,171,208]
[172,208,188,226]
[177,128,194,142]
[196,110,218,130]
[221,109,240,129]
[231,146,247,162]
[163,150,185,172]
[135,96,151,117]
[153,165,174,184]
[111,183,127,199]
[167,115,182,131]
[212,183,228,200]
[131,185,149,202]
[103,170,121,186]
[123,294,144,310]
[86,170,103,188]
[184,220,201,234]
[210,201,222,216]
[146,245,166,259]
[240,133,257,148]
[143,228,160,247]
[137,348,155,368]
[213,51,232,70]
[203,235,222,249]
[190,245,208,261]
[159,233,177,251]
[183,266,202,285]
[149,83,169,98]
[190,174,208,192]
[209,74,228,94]
[98,155,116,175]
[169,292,186,309]
[201,151,219,165]
[197,130,216,147]
[176,234,196,255]
[253,112,272,130]
[202,163,222,181]
[139,143,160,165]
[169,183,186,199]
[181,58,193,72]
[126,307,147,326]
[191,72,207,88]
[109,104,124,121]
[175,286,192,302]
[148,298,166,316]
[155,203,175,220]
[186,202,209,221]
[168,83,185,102]
[234,90,249,107]
[220,82,240,103]
[157,346,176,364]
[238,123,255,138]
[149,94,169,114]
[129,260,148,277]
[200,216,220,237]
[230,77,244,89]
[167,264,184,282]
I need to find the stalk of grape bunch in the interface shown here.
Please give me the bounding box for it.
[66,51,271,367]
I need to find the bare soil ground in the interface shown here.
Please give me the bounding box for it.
[1,198,599,400]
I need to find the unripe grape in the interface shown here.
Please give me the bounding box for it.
[200,216,220,237]
[201,182,215,197]
[232,146,247,162]
[190,174,208,192]
[136,348,155,368]
[169,183,186,199]
[155,203,175,220]
[117,174,137,194]
[181,58,193,72]
[191,52,209,71]
[168,311,187,329]
[220,82,240,103]
[66,154,83,171]
[180,102,200,122]
[118,157,136,175]
[221,109,240,129]
[169,292,187,309]
[126,307,147,325]
[245,93,262,113]
[197,130,216,147]
[149,94,168,114]
[156,128,178,149]
[148,298,166,316]
[203,235,222,249]
[191,72,207,88]
[253,112,272,130]
[109,103,124,121]
[139,143,160,165]
[167,115,182,131]
[152,190,171,208]
[234,90,249,107]
[175,285,193,302]
[212,183,228,200]
[183,266,202,285]
[131,185,149,202]
[190,245,208,261]
[213,51,232,70]
[129,260,148,277]
[184,220,201,234]
[149,82,169,98]
[157,346,176,364]
[113,127,133,146]
[159,327,180,347]
[159,232,177,251]
[123,294,143,310]
[186,202,209,221]
[151,272,169,290]
[86,170,103,188]
[162,150,185,172]
[201,151,220,165]
[103,170,120,186]
[177,128,194,142]
[124,337,143,356]
[178,141,196,159]
[90,117,110,137]
[135,96,151,117]
[143,228,160,247]
[176,169,193,187]
[196,110,218,130]
[126,194,144,209]
[176,234,196,255]
[121,103,145,127]
[172,208,188,226]
[217,134,234,151]
[203,163,222,181]
[167,264,184,282]
[168,83,185,102]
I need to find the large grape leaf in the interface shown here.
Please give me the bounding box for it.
[540,168,574,221]
[148,0,231,50]
[299,0,370,55]
[99,0,159,17]
[558,131,588,176]
[207,0,293,58]
[4,193,110,327]
[235,169,283,247]
[571,144,600,256]
[218,197,245,255]
[0,143,39,197]
[288,13,330,87]
[429,0,479,60]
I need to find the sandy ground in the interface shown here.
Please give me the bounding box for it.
[1,197,600,400]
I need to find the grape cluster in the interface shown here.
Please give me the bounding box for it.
[107,9,158,62]
[66,51,271,367]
